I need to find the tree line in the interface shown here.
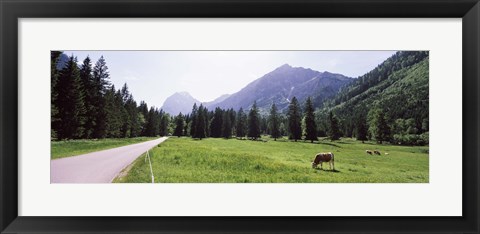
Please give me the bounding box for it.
[51,52,171,140]
[171,96,341,143]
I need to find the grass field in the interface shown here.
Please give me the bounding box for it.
[114,137,429,183]
[51,137,158,159]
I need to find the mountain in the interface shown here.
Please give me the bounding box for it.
[316,51,429,138]
[204,94,231,108]
[161,92,201,116]
[208,64,353,114]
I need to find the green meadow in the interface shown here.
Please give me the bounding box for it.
[51,137,157,159]
[114,137,429,183]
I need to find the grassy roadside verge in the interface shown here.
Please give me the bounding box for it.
[51,137,158,159]
[114,137,429,183]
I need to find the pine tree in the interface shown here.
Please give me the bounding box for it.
[222,110,232,138]
[104,86,123,138]
[173,113,185,137]
[368,108,391,144]
[93,56,111,95]
[235,107,247,139]
[287,97,302,142]
[190,103,198,138]
[92,56,111,138]
[229,108,236,135]
[54,56,86,139]
[247,101,261,140]
[356,113,368,143]
[79,56,96,138]
[209,107,223,138]
[50,51,62,139]
[144,107,159,137]
[268,103,281,141]
[154,109,161,136]
[194,104,207,139]
[138,101,149,136]
[159,110,169,136]
[202,106,209,138]
[328,111,340,141]
[184,114,191,136]
[117,89,128,137]
[304,97,318,143]
[119,83,132,137]
[126,94,141,137]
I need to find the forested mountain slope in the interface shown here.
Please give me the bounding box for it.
[316,51,429,145]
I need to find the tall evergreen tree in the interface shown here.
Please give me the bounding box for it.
[209,107,223,137]
[356,113,368,143]
[268,103,281,141]
[50,51,62,139]
[144,107,160,137]
[159,110,169,136]
[304,97,318,143]
[184,114,191,136]
[173,113,185,137]
[222,110,233,138]
[120,83,136,137]
[119,83,132,138]
[194,104,207,139]
[287,97,302,142]
[54,56,86,139]
[229,108,236,134]
[92,56,111,138]
[328,111,340,141]
[79,56,96,138]
[154,109,162,136]
[123,94,141,137]
[138,101,149,136]
[203,107,210,137]
[235,107,247,139]
[104,86,123,137]
[247,101,261,140]
[368,108,391,144]
[93,56,111,94]
[190,103,198,138]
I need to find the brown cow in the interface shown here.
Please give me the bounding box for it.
[374,150,381,155]
[366,150,373,155]
[312,152,335,170]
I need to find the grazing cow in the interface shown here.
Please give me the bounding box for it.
[312,152,335,170]
[366,150,373,155]
[374,150,381,155]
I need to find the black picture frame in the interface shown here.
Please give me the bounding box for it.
[1,0,479,233]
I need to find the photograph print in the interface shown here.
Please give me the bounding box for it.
[50,50,429,183]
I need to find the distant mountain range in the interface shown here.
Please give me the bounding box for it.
[161,92,201,116]
[161,92,234,116]
[161,64,353,115]
[204,94,231,107]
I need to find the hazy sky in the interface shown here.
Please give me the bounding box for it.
[64,51,396,108]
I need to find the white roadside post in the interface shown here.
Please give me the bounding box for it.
[145,150,155,183]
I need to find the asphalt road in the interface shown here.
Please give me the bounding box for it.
[51,137,168,183]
